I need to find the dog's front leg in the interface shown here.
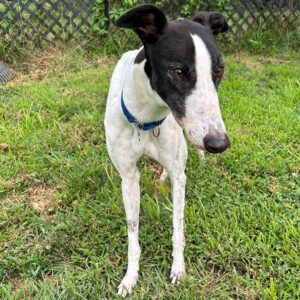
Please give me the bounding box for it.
[118,169,141,297]
[170,171,186,284]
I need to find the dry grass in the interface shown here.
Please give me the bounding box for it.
[1,173,37,188]
[232,52,293,69]
[28,184,59,212]
[21,47,65,81]
[2,174,60,212]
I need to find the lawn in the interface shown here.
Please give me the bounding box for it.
[0,46,299,299]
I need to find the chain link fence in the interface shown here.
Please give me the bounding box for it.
[0,0,95,41]
[0,0,299,42]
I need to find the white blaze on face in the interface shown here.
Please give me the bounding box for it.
[180,34,227,149]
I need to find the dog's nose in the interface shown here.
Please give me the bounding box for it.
[203,133,230,154]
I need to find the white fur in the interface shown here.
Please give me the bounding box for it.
[179,34,227,149]
[104,35,223,296]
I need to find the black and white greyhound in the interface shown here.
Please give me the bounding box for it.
[104,4,230,296]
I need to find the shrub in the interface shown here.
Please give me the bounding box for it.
[91,0,232,35]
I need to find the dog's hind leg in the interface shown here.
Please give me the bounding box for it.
[159,168,168,182]
[117,167,141,297]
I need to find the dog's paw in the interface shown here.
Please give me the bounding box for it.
[117,274,138,297]
[170,262,186,284]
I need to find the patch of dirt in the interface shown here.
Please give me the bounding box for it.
[0,142,10,152]
[204,260,226,275]
[96,56,115,67]
[32,237,51,254]
[1,173,37,188]
[240,57,262,69]
[20,47,65,81]
[5,193,27,203]
[256,56,292,65]
[45,214,57,224]
[28,184,59,212]
[234,53,292,69]
[230,259,247,275]
[3,174,60,212]
[10,277,26,292]
[5,184,59,212]
[148,162,164,181]
[235,285,260,300]
[8,274,61,293]
[148,162,171,189]
[70,125,84,142]
[9,47,117,85]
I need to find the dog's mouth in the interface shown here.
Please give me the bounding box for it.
[195,144,206,151]
[175,117,230,154]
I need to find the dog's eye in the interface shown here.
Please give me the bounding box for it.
[214,66,224,77]
[172,68,185,79]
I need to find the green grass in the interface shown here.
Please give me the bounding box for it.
[0,45,299,300]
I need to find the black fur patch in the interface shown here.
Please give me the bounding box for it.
[134,19,224,119]
[134,48,146,64]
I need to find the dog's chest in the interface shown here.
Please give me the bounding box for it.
[130,128,151,154]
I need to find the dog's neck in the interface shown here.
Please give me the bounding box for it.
[122,59,170,123]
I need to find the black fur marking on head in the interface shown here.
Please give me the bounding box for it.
[192,11,228,35]
[116,4,167,44]
[118,5,227,119]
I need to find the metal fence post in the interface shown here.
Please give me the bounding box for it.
[104,0,109,29]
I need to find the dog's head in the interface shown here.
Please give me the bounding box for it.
[116,4,230,153]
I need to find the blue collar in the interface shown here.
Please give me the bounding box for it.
[121,89,166,131]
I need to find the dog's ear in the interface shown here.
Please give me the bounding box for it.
[116,4,167,44]
[192,11,228,35]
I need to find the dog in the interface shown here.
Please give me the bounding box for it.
[104,4,230,296]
